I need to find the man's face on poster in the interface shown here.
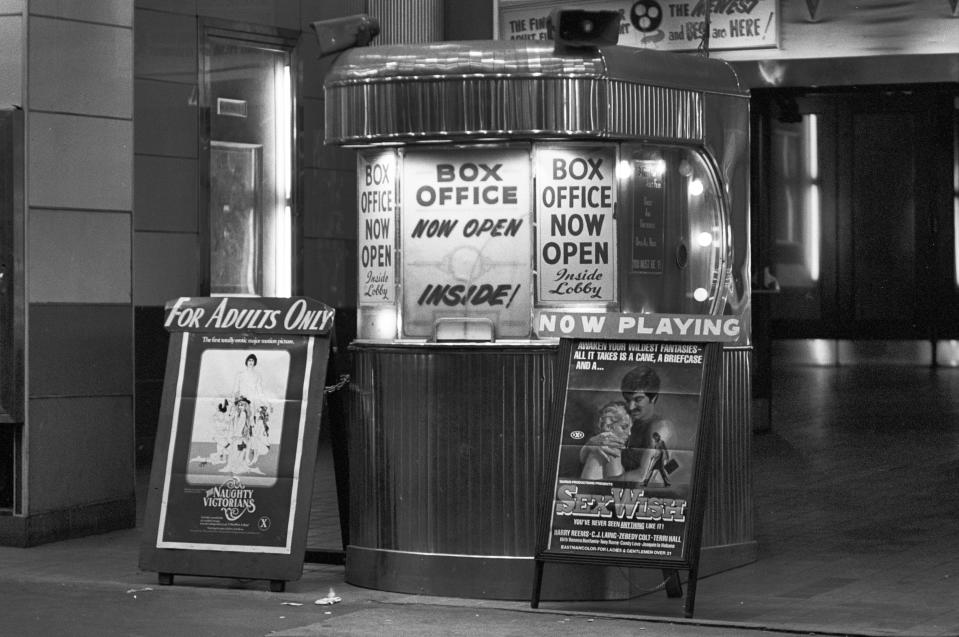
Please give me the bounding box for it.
[624,390,656,423]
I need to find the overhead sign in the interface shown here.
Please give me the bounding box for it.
[535,145,616,304]
[499,0,779,52]
[401,147,532,338]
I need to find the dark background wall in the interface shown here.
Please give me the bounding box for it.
[132,0,367,463]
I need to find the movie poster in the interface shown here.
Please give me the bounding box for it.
[155,332,315,554]
[546,339,709,562]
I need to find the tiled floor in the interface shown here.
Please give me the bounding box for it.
[551,364,959,635]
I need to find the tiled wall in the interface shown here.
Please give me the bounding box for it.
[13,0,136,544]
[0,2,24,107]
[1,0,490,543]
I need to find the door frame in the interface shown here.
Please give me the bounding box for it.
[198,19,300,298]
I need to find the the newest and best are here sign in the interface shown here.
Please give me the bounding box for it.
[498,0,778,52]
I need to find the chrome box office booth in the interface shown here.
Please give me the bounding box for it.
[321,13,752,599]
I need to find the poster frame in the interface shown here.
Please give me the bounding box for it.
[139,297,334,590]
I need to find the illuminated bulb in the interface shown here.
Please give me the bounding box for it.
[615,160,632,180]
[689,179,704,196]
[696,231,713,247]
[693,287,709,302]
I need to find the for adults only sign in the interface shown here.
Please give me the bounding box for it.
[140,296,334,589]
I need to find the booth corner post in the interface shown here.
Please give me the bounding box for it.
[319,7,752,602]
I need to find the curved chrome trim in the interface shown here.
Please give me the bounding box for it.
[348,546,532,560]
[323,41,744,146]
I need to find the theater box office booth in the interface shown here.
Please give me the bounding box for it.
[321,34,753,600]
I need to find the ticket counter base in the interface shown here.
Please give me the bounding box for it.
[346,542,756,601]
[346,343,756,601]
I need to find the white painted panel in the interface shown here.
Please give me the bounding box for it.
[0,16,23,107]
[28,209,131,303]
[29,0,133,26]
[29,112,132,210]
[29,16,132,118]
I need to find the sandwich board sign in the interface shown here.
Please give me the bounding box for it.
[531,310,733,617]
[139,297,334,591]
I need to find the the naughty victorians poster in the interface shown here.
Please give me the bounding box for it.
[149,297,333,557]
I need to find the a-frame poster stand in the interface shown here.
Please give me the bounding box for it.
[139,297,335,592]
[529,310,735,618]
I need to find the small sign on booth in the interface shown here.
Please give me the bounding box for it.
[531,310,737,617]
[139,297,334,592]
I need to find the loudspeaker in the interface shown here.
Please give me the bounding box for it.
[548,9,621,48]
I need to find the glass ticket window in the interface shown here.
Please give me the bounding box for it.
[356,142,729,341]
[619,144,729,315]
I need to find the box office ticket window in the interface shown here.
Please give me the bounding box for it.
[368,143,727,340]
[620,145,729,315]
[401,147,533,339]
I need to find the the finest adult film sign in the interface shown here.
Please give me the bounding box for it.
[498,0,779,52]
[545,339,711,562]
[401,147,532,337]
[535,145,615,303]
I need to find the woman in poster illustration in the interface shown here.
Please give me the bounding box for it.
[580,401,632,480]
[579,365,674,483]
[234,353,264,412]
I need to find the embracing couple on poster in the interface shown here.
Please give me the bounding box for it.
[579,365,676,487]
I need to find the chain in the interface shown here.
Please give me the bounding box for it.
[324,373,351,394]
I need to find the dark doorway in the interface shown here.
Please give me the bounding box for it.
[752,86,958,342]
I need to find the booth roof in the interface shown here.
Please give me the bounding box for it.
[322,40,742,96]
